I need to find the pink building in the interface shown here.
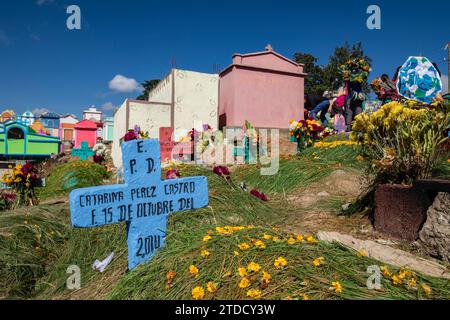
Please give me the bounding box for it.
[219,46,306,129]
[74,119,98,148]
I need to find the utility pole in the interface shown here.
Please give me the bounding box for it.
[447,42,450,94]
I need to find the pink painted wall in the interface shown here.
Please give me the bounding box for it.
[74,128,97,148]
[219,50,305,129]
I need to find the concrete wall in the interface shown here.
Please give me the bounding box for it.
[148,71,173,104]
[173,69,219,140]
[128,100,171,138]
[112,100,128,168]
[111,100,171,167]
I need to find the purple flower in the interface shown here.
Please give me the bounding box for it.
[250,189,269,202]
[166,169,181,180]
[213,165,231,180]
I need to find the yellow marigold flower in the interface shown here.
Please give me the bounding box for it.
[306,235,317,244]
[407,278,417,288]
[239,277,251,288]
[234,251,240,256]
[166,271,176,282]
[391,275,402,285]
[272,236,281,243]
[191,286,205,300]
[247,262,261,273]
[201,250,210,258]
[238,242,251,250]
[421,283,432,295]
[296,234,304,242]
[357,250,367,258]
[312,257,324,267]
[189,265,199,277]
[263,234,272,240]
[246,289,261,299]
[380,265,391,277]
[238,267,247,277]
[254,240,266,249]
[262,271,271,284]
[207,281,218,293]
[216,227,229,235]
[203,235,212,242]
[331,281,342,293]
[287,237,296,245]
[300,293,310,300]
[274,257,287,270]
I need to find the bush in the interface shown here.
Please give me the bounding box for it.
[352,101,450,185]
[38,160,110,200]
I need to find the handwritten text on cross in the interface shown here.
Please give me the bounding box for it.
[69,139,209,269]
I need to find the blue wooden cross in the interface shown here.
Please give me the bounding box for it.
[72,141,95,161]
[69,139,209,269]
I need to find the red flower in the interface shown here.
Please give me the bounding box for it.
[213,166,231,180]
[250,189,269,202]
[166,169,181,180]
[123,130,138,142]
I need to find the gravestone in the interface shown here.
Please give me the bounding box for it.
[69,139,209,269]
[72,141,95,161]
[159,127,174,162]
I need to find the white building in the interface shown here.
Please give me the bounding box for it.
[83,106,103,123]
[112,68,219,167]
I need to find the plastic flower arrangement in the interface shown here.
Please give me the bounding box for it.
[339,57,371,83]
[1,162,39,208]
[122,125,150,142]
[289,119,325,153]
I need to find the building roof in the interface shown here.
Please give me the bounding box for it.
[74,119,98,129]
[232,49,303,67]
[220,47,306,77]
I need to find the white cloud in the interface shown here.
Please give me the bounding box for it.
[102,102,116,111]
[29,34,41,42]
[36,0,55,6]
[32,108,50,116]
[108,75,141,93]
[441,74,448,95]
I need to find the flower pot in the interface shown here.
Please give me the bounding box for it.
[374,184,432,241]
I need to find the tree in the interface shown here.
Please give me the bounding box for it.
[323,42,372,93]
[293,53,326,96]
[294,42,372,96]
[136,79,161,101]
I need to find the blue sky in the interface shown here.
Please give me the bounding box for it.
[0,0,449,118]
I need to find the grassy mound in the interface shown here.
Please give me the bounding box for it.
[109,226,449,300]
[2,137,449,300]
[37,160,110,200]
[0,204,70,299]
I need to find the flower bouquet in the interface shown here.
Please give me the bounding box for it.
[339,58,370,84]
[289,119,325,153]
[121,125,150,143]
[1,162,39,208]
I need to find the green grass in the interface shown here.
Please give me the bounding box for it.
[1,138,449,300]
[37,160,110,201]
[234,144,364,194]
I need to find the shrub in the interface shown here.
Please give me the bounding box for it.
[352,101,450,185]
